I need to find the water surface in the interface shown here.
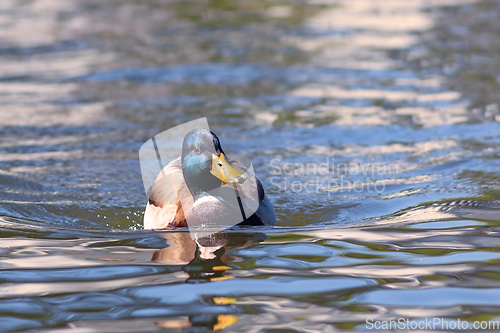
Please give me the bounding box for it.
[1,0,500,331]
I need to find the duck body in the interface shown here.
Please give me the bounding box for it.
[144,129,276,230]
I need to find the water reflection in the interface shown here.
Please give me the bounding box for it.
[153,231,267,283]
[156,313,238,331]
[149,231,266,330]
[410,0,500,115]
[2,0,500,331]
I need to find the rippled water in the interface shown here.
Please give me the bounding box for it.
[1,0,500,331]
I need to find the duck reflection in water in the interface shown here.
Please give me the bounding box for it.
[151,230,267,283]
[150,230,267,330]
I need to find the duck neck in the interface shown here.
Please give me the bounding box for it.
[189,182,222,201]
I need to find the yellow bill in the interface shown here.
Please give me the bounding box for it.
[211,153,246,184]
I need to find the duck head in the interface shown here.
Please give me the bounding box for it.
[181,129,245,198]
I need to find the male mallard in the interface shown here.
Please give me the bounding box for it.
[144,129,276,230]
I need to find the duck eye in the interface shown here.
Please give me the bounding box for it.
[193,147,201,155]
[218,162,223,167]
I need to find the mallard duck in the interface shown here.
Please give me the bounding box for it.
[144,129,276,230]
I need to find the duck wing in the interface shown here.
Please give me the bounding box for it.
[223,158,276,226]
